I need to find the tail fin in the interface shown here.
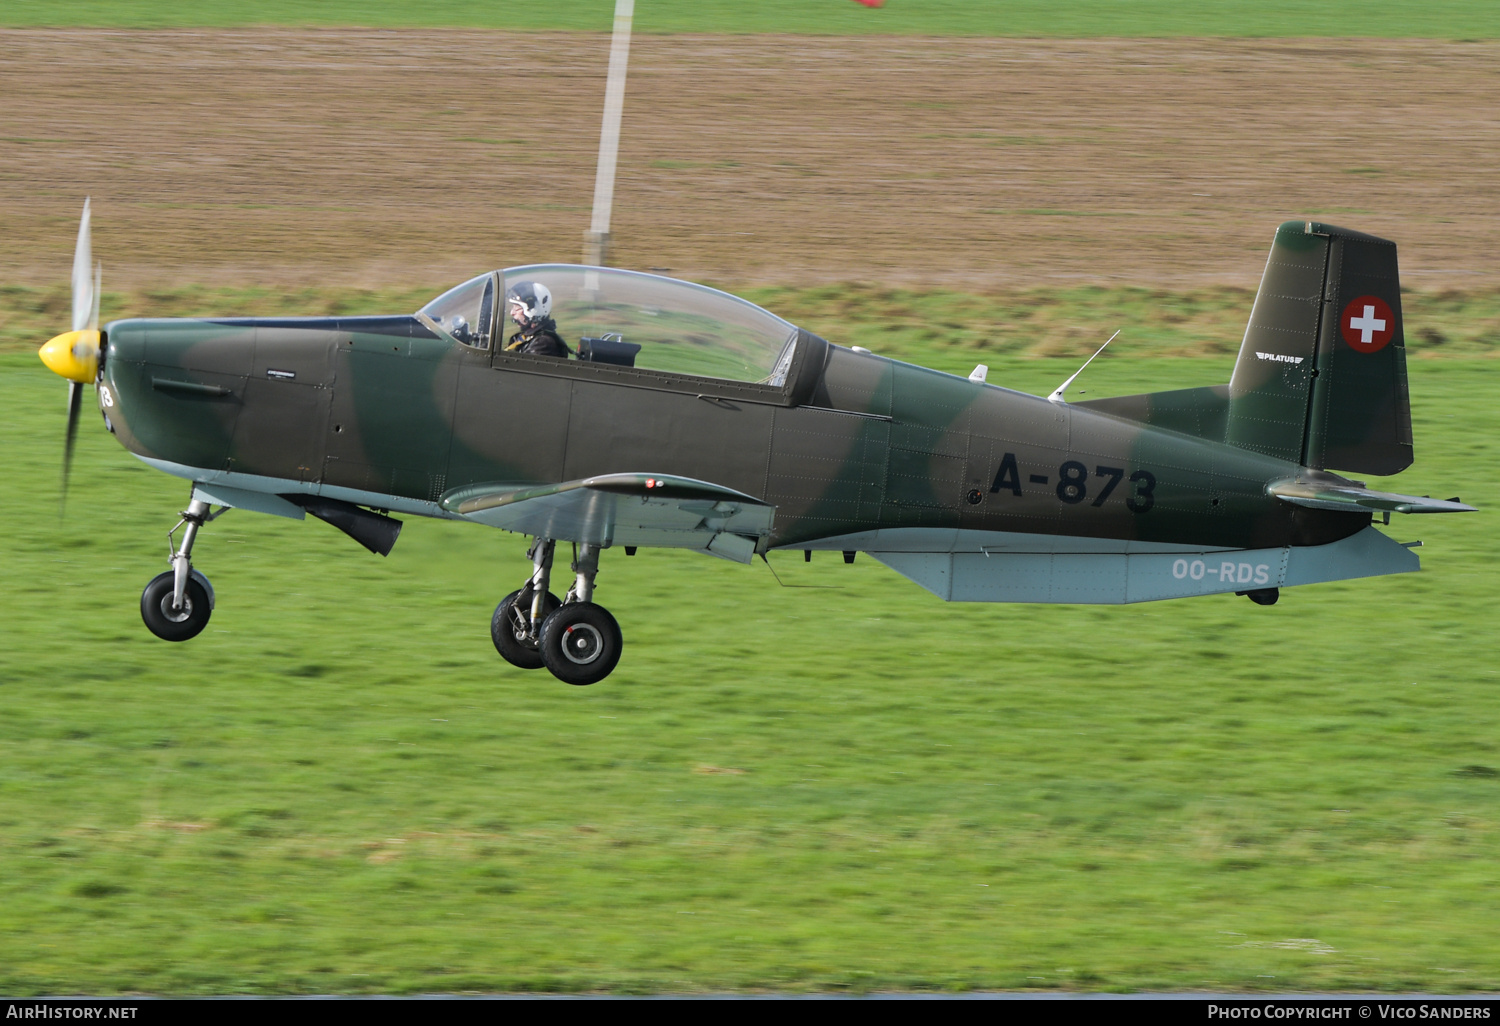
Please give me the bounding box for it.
[1225,220,1413,475]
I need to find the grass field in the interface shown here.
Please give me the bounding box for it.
[2,313,1498,992]
[9,32,1498,294]
[3,0,1498,37]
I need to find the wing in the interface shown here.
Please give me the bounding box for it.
[439,472,775,563]
[1269,478,1476,515]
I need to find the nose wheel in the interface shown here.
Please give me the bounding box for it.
[140,496,220,642]
[141,569,214,641]
[497,539,624,685]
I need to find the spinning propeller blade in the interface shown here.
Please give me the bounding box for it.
[62,381,82,512]
[39,199,103,513]
[90,260,101,333]
[72,198,93,333]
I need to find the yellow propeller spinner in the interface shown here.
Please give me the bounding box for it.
[39,328,100,384]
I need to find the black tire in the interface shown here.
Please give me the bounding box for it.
[140,570,212,642]
[538,602,622,686]
[491,587,561,669]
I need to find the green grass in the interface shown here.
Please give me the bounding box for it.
[1,319,1498,992]
[3,0,1498,37]
[738,284,1500,368]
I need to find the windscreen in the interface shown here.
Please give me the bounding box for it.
[417,272,496,349]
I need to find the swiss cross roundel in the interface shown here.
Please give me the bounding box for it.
[1340,295,1395,354]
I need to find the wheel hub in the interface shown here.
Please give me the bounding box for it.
[508,608,535,645]
[159,594,194,623]
[562,623,604,665]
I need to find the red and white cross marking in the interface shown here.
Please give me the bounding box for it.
[1340,295,1395,353]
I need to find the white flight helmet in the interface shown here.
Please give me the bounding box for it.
[505,281,553,329]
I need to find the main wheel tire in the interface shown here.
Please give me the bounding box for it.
[538,602,622,686]
[140,570,212,642]
[491,587,561,669]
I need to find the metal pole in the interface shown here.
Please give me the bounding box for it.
[583,0,634,268]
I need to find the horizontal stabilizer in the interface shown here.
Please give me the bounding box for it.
[1269,478,1476,515]
[440,473,774,562]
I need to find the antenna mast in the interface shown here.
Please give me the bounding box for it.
[583,0,635,268]
[1047,330,1119,403]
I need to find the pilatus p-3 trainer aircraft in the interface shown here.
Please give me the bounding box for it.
[40,205,1473,684]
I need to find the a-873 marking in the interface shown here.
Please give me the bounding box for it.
[990,452,1157,512]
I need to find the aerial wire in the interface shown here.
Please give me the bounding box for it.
[584,0,634,274]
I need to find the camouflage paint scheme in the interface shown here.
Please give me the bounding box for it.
[92,222,1461,605]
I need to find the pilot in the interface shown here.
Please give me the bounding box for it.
[504,282,571,358]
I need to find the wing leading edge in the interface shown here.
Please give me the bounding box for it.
[439,473,775,563]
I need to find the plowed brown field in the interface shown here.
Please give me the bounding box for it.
[2,30,1496,291]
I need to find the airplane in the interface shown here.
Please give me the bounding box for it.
[38,204,1474,685]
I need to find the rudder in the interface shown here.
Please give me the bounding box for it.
[1225,220,1413,475]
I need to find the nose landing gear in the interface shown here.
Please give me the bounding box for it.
[140,497,221,642]
[494,539,623,685]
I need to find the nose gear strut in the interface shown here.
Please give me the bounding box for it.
[140,495,223,642]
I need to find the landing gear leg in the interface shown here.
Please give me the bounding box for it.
[491,538,561,669]
[528,538,556,632]
[140,497,218,642]
[564,542,600,605]
[539,542,623,686]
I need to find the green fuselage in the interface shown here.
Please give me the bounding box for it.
[97,315,1364,552]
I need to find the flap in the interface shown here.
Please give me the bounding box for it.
[440,473,775,563]
[1270,477,1475,515]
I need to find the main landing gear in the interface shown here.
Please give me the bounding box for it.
[492,538,623,686]
[140,497,220,642]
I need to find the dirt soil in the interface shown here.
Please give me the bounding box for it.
[2,30,1497,292]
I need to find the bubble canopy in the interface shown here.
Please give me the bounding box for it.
[418,266,801,385]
